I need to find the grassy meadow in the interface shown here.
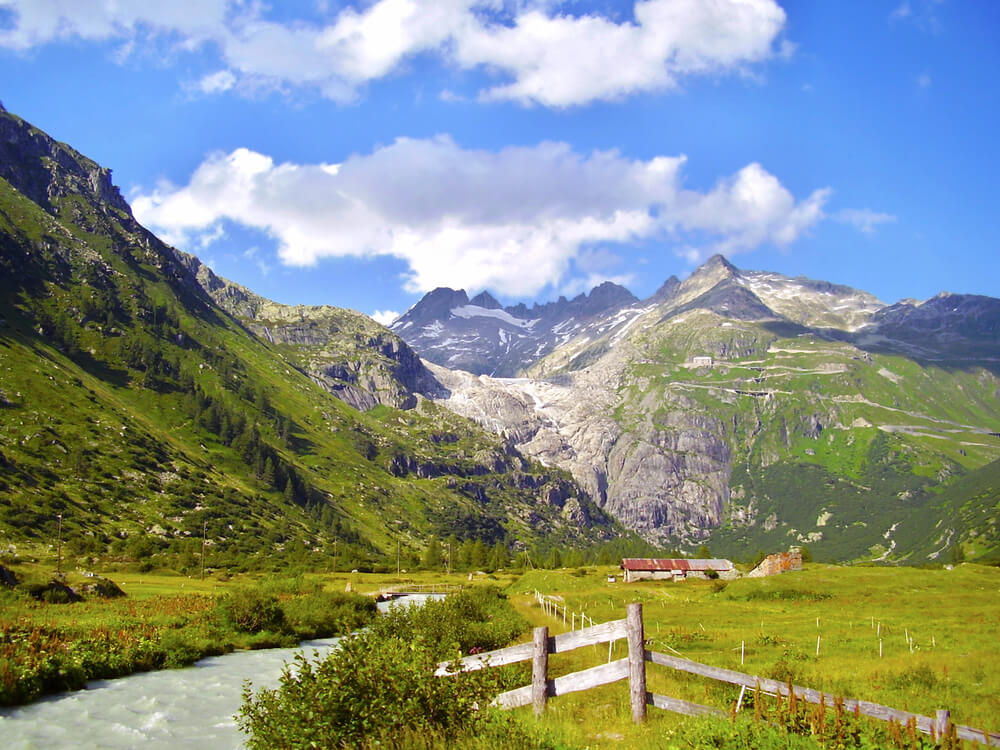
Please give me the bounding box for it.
[501,563,1000,747]
[2,558,998,747]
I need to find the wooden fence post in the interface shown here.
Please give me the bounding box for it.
[627,602,646,723]
[532,626,549,717]
[936,709,950,738]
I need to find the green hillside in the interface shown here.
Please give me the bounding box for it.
[619,309,1000,562]
[0,108,616,571]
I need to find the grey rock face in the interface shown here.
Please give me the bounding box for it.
[0,110,130,216]
[177,251,442,411]
[426,331,733,544]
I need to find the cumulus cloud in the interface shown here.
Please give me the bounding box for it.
[835,208,897,234]
[371,309,401,326]
[198,69,236,94]
[0,0,228,50]
[456,0,787,106]
[0,0,788,107]
[132,137,829,297]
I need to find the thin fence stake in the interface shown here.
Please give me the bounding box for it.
[879,639,883,658]
[816,635,821,657]
[741,640,745,665]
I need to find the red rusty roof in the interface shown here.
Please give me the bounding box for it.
[621,558,733,572]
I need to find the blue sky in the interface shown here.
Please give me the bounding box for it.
[1,0,997,323]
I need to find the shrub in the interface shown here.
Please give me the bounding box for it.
[281,590,376,639]
[217,587,286,634]
[239,586,528,748]
[158,630,202,669]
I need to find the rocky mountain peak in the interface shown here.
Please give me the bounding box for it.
[393,287,470,330]
[579,281,638,315]
[686,254,741,287]
[649,275,681,303]
[0,107,131,216]
[469,291,502,309]
[703,253,738,272]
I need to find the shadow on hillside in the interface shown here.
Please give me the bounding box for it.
[757,320,1000,377]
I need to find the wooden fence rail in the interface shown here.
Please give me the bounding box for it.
[378,583,464,595]
[435,602,999,747]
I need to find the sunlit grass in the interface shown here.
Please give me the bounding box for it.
[500,563,1000,747]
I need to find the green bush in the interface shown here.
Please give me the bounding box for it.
[281,590,376,639]
[158,630,202,669]
[384,586,526,659]
[239,586,528,748]
[217,587,286,634]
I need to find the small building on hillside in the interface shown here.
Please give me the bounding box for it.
[691,356,714,368]
[747,547,803,578]
[621,558,737,583]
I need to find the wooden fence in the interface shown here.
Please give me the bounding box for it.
[436,602,999,747]
[377,583,464,597]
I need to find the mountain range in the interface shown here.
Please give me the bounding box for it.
[390,255,1000,563]
[0,104,618,571]
[1,103,997,567]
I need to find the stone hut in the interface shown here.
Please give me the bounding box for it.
[747,547,803,578]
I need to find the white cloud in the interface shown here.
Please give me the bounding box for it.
[199,69,236,94]
[917,72,932,88]
[0,0,228,50]
[371,309,401,326]
[670,162,830,257]
[0,0,789,107]
[133,137,829,297]
[836,208,897,234]
[454,0,787,106]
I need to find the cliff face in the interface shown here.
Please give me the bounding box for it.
[175,251,443,411]
[427,337,732,546]
[0,106,131,216]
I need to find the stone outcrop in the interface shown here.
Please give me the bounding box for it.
[176,251,443,411]
[427,333,733,545]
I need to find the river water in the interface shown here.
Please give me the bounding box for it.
[0,595,437,749]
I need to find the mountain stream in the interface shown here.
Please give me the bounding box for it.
[0,595,438,749]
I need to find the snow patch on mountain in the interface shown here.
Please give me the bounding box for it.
[451,305,537,329]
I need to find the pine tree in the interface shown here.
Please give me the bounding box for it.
[488,541,508,571]
[422,538,443,570]
[457,539,475,570]
[470,539,487,570]
[262,457,276,488]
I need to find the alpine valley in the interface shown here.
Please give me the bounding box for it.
[0,105,620,572]
[1,104,998,569]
